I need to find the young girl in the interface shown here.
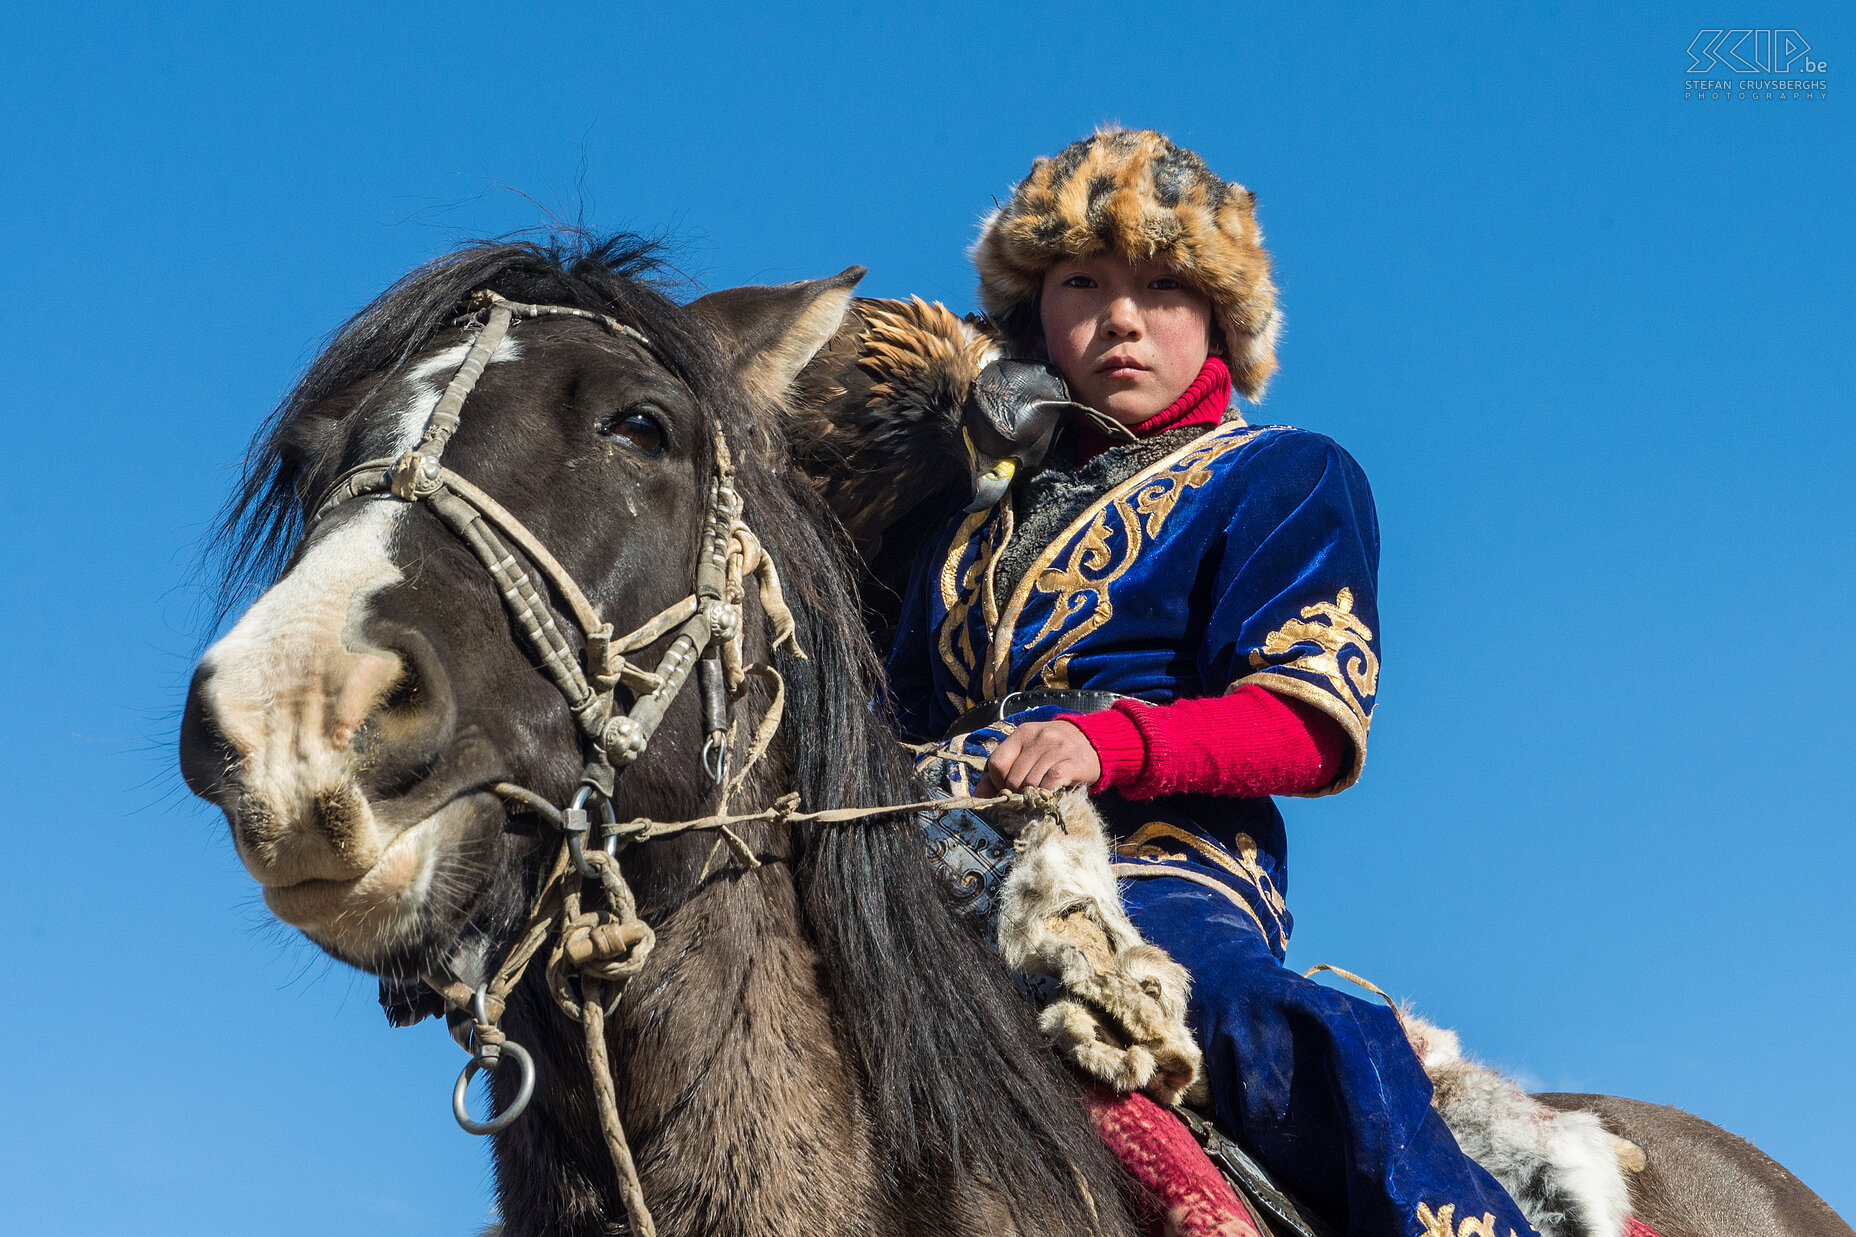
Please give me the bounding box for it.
[875,129,1543,1237]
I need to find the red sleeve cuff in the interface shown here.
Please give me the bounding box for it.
[1061,686,1350,801]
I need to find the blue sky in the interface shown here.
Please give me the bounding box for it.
[3,3,1851,1231]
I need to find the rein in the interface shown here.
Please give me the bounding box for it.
[309,290,1047,1237]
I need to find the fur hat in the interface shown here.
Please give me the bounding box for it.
[972,128,1281,400]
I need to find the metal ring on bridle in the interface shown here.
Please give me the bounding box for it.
[701,734,730,785]
[451,1039,535,1136]
[566,784,620,878]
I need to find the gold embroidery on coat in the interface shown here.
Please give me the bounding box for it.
[1230,832,1288,924]
[981,500,1013,629]
[1117,843,1192,864]
[1116,821,1241,875]
[980,421,1270,697]
[935,508,1008,712]
[1110,863,1274,941]
[1114,822,1287,940]
[1246,587,1378,731]
[1415,1202,1514,1237]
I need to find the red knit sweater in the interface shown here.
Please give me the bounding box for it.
[1062,357,1350,799]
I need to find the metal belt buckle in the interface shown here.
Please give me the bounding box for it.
[991,691,1021,727]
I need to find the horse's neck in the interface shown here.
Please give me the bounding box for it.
[633,841,883,1223]
[498,826,888,1237]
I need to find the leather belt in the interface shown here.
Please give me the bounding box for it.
[945,689,1130,739]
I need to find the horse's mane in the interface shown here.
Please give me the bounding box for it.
[210,232,1130,1231]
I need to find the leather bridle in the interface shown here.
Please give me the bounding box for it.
[313,289,798,810]
[307,289,799,1146]
[300,289,1042,1236]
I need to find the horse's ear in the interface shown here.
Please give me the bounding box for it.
[688,266,867,406]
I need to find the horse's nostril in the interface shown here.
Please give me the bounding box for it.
[179,662,238,800]
[355,661,424,747]
[349,624,458,797]
[379,672,420,715]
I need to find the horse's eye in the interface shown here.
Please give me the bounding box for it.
[600,408,667,457]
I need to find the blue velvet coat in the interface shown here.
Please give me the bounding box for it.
[887,418,1382,939]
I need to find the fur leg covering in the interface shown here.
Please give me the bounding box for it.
[1404,1013,1637,1237]
[996,788,1203,1104]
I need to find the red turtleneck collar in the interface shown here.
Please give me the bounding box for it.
[1072,355,1232,464]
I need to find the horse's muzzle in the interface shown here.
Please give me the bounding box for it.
[179,581,474,882]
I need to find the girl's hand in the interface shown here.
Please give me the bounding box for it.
[975,720,1102,796]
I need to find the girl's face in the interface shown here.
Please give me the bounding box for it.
[1039,255,1214,425]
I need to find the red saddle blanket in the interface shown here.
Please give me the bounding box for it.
[1086,1086,1265,1237]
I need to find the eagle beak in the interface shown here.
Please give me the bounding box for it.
[966,455,1016,512]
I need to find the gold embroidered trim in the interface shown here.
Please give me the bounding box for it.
[1247,587,1377,724]
[1118,822,1242,882]
[1115,823,1287,939]
[935,507,1010,713]
[981,421,1273,698]
[1415,1202,1517,1237]
[1110,863,1278,945]
[982,499,1012,629]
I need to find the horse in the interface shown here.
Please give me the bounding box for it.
[180,232,1850,1237]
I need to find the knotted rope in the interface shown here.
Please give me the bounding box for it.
[438,774,1061,1237]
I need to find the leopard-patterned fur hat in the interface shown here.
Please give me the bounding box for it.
[972,128,1281,400]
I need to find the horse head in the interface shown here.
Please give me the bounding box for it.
[179,236,862,983]
[178,234,1140,1237]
